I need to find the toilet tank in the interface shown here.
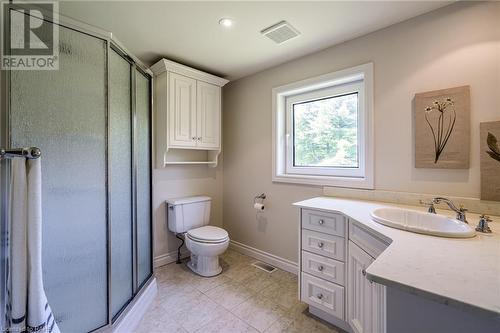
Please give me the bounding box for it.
[166,196,211,234]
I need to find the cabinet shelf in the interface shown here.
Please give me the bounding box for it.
[162,147,221,168]
[164,161,217,165]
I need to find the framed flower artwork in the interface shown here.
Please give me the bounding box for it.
[414,86,470,169]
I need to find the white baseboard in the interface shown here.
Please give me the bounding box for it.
[229,240,298,275]
[113,278,157,333]
[154,249,190,268]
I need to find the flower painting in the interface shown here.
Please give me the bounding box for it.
[424,98,456,163]
[414,86,470,169]
[480,121,500,201]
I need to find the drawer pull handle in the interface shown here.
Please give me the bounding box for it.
[318,265,324,272]
[317,293,324,300]
[317,242,324,249]
[318,219,324,225]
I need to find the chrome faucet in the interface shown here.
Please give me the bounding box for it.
[431,197,468,223]
[419,200,436,214]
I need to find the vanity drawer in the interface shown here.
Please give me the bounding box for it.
[301,272,344,320]
[302,209,346,237]
[302,229,345,261]
[349,221,389,259]
[302,251,345,286]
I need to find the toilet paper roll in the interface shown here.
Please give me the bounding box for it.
[254,203,265,211]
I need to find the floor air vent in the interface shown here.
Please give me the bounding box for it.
[261,21,300,44]
[251,261,277,273]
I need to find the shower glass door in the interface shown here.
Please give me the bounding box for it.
[5,11,152,332]
[135,69,152,288]
[10,25,108,332]
[109,47,133,319]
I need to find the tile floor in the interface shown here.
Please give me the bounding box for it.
[135,249,342,333]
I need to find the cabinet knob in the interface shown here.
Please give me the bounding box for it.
[197,137,202,141]
[362,269,366,276]
[192,136,196,140]
[318,219,324,225]
[317,242,324,249]
[316,293,324,300]
[318,265,324,272]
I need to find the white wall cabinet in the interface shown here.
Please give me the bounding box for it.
[151,58,229,167]
[299,209,387,333]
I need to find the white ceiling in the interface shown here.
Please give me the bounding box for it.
[59,1,451,81]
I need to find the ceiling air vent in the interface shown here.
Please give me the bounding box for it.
[261,20,300,44]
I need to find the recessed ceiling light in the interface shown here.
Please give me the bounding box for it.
[219,18,234,28]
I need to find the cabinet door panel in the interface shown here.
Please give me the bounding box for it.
[169,73,197,147]
[196,81,220,148]
[347,240,386,333]
[371,279,386,333]
[348,241,374,333]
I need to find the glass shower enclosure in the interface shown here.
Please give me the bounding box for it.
[0,7,152,333]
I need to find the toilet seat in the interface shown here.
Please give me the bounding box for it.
[187,226,229,243]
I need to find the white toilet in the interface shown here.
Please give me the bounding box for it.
[166,196,229,277]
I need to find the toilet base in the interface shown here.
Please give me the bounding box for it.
[187,254,223,277]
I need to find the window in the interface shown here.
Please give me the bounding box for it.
[272,63,373,188]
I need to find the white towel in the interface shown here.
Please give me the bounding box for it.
[9,158,60,333]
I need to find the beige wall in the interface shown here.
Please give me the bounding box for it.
[222,2,500,263]
[152,164,223,265]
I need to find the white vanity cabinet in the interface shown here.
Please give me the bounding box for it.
[151,58,229,168]
[299,208,388,333]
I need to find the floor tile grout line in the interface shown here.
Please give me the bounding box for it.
[228,298,283,333]
[143,250,337,333]
[195,269,262,331]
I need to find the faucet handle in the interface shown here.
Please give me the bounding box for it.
[476,215,492,233]
[456,204,468,224]
[479,214,492,223]
[419,200,436,214]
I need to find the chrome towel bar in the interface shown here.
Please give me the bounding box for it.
[0,147,41,159]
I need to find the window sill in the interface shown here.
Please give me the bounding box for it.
[272,173,374,189]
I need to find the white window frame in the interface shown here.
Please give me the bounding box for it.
[272,63,374,189]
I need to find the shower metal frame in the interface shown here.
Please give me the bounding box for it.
[0,5,154,332]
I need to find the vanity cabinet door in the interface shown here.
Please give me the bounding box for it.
[168,72,197,147]
[196,81,220,149]
[347,241,386,333]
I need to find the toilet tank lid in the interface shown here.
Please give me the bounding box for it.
[166,196,211,206]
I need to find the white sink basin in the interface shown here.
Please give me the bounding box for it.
[371,207,476,238]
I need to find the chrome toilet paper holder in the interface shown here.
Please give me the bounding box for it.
[254,193,266,204]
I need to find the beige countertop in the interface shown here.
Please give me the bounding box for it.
[294,196,500,319]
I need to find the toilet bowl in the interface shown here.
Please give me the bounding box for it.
[166,196,230,277]
[185,226,229,276]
